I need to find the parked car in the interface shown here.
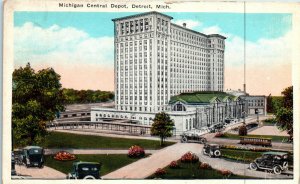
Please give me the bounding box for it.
[202,144,221,157]
[67,161,101,179]
[249,152,289,174]
[208,123,225,133]
[11,152,16,176]
[20,146,44,168]
[180,130,207,144]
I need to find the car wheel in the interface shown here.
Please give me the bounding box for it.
[214,150,221,157]
[39,164,44,169]
[200,138,207,144]
[249,162,258,171]
[181,136,188,143]
[203,149,208,155]
[273,165,282,175]
[283,161,288,170]
[83,175,96,180]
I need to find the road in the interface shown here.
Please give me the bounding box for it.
[14,165,66,179]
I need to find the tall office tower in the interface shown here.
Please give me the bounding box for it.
[112,12,225,114]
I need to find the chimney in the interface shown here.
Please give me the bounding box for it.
[183,23,186,28]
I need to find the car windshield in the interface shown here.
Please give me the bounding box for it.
[78,164,99,172]
[28,149,42,155]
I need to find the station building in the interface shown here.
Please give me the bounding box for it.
[91,11,244,133]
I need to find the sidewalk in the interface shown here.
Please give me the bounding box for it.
[44,148,157,155]
[102,143,202,179]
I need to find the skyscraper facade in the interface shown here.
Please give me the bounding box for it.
[112,11,226,114]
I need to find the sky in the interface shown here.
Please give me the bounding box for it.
[14,12,292,96]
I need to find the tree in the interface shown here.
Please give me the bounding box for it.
[275,86,293,142]
[238,123,247,136]
[12,63,65,147]
[150,112,174,146]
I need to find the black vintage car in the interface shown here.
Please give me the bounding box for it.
[249,152,289,174]
[20,146,44,168]
[180,130,207,144]
[11,152,16,176]
[208,123,225,133]
[67,161,101,179]
[202,144,221,158]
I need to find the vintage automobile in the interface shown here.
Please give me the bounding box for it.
[202,144,221,158]
[11,152,16,176]
[20,146,44,168]
[208,123,225,133]
[249,152,289,174]
[180,130,207,144]
[67,161,101,179]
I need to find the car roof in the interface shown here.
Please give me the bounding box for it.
[263,151,288,156]
[23,146,43,150]
[208,144,219,146]
[74,161,100,166]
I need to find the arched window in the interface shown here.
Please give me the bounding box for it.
[173,103,186,111]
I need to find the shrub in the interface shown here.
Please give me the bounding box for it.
[169,160,179,169]
[155,168,166,176]
[181,152,199,163]
[199,162,211,169]
[128,145,145,158]
[238,124,247,136]
[215,132,224,137]
[219,169,232,177]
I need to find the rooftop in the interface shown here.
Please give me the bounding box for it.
[112,11,226,39]
[169,91,237,105]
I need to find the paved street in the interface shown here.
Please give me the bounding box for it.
[14,165,66,179]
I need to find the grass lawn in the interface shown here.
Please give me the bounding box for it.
[147,161,254,179]
[44,154,145,176]
[221,133,289,142]
[39,132,175,149]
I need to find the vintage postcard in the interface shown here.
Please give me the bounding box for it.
[2,0,300,184]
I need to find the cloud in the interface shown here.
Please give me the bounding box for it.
[173,19,202,29]
[14,22,115,91]
[14,22,114,67]
[225,31,292,68]
[224,31,292,95]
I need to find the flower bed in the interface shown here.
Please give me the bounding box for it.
[220,144,271,152]
[155,168,166,177]
[53,151,76,161]
[218,169,232,177]
[180,152,199,163]
[199,162,211,169]
[128,145,145,158]
[169,160,179,169]
[215,132,224,137]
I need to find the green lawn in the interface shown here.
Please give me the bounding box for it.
[221,133,289,142]
[44,154,145,176]
[147,161,254,179]
[40,132,175,149]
